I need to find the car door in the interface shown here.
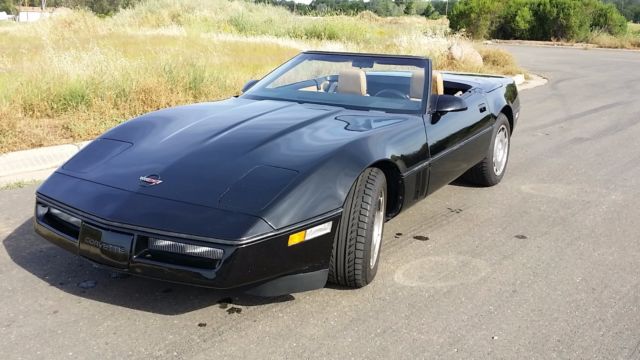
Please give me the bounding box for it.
[425,90,495,194]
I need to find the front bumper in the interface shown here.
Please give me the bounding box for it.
[34,195,340,296]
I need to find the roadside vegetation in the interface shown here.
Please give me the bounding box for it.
[0,0,524,154]
[589,22,640,47]
[0,179,41,190]
[449,0,640,48]
[605,0,640,22]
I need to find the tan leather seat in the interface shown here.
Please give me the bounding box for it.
[410,70,425,99]
[337,69,367,96]
[410,70,444,99]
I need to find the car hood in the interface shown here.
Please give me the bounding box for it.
[58,98,383,220]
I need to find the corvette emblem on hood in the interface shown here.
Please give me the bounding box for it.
[139,175,163,186]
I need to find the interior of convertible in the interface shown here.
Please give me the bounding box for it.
[243,53,472,113]
[295,70,470,98]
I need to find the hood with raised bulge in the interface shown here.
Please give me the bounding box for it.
[59,98,378,215]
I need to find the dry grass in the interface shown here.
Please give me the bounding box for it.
[588,23,640,49]
[0,0,524,153]
[0,179,41,190]
[589,33,640,49]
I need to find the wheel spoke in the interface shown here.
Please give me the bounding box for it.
[370,191,385,269]
[493,125,509,176]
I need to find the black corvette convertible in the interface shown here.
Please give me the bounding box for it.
[34,51,519,296]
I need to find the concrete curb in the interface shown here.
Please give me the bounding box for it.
[517,74,548,92]
[0,141,90,187]
[513,74,525,86]
[0,73,548,188]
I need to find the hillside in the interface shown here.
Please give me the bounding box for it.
[0,0,523,153]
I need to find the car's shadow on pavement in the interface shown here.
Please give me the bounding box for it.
[2,219,294,315]
[449,178,486,188]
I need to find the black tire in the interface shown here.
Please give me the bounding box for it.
[328,168,387,288]
[464,113,511,187]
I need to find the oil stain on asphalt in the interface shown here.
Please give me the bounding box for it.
[226,307,242,315]
[217,298,242,314]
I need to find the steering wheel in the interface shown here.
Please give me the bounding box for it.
[374,89,409,99]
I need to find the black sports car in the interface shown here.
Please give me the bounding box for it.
[34,51,520,296]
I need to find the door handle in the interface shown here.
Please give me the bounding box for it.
[479,104,487,113]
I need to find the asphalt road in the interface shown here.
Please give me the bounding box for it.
[2,45,640,360]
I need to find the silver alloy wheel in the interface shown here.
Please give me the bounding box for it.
[370,191,385,269]
[493,125,509,176]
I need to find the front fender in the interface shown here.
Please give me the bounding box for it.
[261,116,427,229]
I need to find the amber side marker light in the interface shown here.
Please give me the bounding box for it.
[288,222,332,246]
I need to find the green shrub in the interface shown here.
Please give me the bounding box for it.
[451,0,629,41]
[590,2,628,35]
[532,0,591,41]
[54,81,92,113]
[495,0,533,39]
[449,0,503,39]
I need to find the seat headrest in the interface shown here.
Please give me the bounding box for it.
[410,70,444,99]
[432,70,444,96]
[410,70,425,99]
[337,69,367,96]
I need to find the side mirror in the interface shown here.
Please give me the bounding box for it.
[241,79,259,93]
[434,95,468,113]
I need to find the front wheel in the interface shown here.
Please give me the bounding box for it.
[464,113,511,186]
[328,168,386,288]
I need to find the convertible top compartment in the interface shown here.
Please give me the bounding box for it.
[442,72,514,93]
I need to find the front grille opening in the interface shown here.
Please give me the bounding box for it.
[38,204,80,240]
[134,236,221,270]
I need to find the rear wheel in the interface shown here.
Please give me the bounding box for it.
[328,168,386,288]
[465,113,511,186]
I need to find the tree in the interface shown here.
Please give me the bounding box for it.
[369,0,403,16]
[44,0,141,15]
[449,0,503,39]
[603,0,640,22]
[494,0,531,38]
[590,1,628,34]
[0,0,16,14]
[403,0,416,15]
[421,2,440,19]
[453,0,629,41]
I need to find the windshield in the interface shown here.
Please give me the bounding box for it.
[241,53,430,114]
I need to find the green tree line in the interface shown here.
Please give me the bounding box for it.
[2,0,636,27]
[604,0,640,22]
[254,0,444,18]
[0,0,443,17]
[0,0,140,15]
[450,0,630,40]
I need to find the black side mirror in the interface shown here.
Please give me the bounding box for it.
[242,79,259,93]
[434,94,468,113]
